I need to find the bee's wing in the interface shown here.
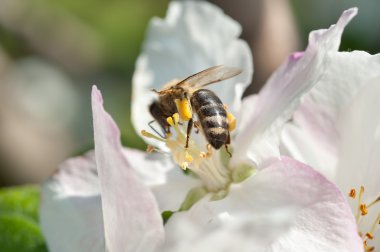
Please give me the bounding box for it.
[176,65,242,89]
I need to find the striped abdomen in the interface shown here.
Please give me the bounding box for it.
[190,89,229,149]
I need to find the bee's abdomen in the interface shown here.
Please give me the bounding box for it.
[191,89,229,149]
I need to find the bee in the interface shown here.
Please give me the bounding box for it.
[149,65,242,153]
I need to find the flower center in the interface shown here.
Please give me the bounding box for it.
[348,186,380,251]
[142,113,231,192]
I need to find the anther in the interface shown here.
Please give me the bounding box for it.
[167,117,174,126]
[360,204,368,216]
[349,188,356,199]
[366,233,374,240]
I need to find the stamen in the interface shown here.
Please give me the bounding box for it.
[370,213,380,237]
[141,130,166,142]
[348,187,379,251]
[349,188,356,199]
[356,186,365,221]
[146,145,155,153]
[368,196,380,209]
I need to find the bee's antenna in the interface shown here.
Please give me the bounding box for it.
[148,120,166,139]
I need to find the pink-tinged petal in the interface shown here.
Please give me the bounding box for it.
[282,51,380,177]
[91,86,164,252]
[231,8,358,168]
[40,152,105,252]
[121,147,200,211]
[132,1,252,147]
[165,157,363,252]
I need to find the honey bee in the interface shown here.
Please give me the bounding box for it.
[149,65,242,152]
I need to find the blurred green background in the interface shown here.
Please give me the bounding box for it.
[0,0,379,250]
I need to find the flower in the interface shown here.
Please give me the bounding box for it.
[40,2,363,252]
[281,31,380,252]
[133,2,361,251]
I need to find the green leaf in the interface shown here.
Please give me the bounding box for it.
[0,186,48,252]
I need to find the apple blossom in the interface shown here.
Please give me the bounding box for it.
[281,38,380,252]
[40,2,364,252]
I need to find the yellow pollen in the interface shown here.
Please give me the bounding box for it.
[167,117,174,126]
[227,112,236,131]
[361,204,369,216]
[175,98,192,121]
[349,188,356,199]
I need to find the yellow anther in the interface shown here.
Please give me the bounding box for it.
[167,117,174,126]
[361,204,368,216]
[173,113,180,124]
[349,188,356,199]
[175,98,192,121]
[227,112,236,131]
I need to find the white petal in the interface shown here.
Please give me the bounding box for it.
[151,167,201,212]
[92,86,164,252]
[164,157,363,252]
[40,152,105,252]
[132,1,252,147]
[334,78,380,235]
[121,147,174,187]
[282,51,380,179]
[121,148,200,211]
[231,8,358,168]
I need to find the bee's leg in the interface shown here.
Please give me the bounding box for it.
[225,131,232,157]
[185,118,193,148]
[148,120,166,139]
